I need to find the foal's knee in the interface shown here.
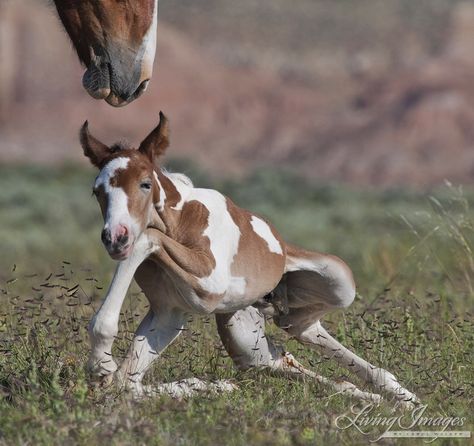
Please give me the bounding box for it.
[88,313,118,342]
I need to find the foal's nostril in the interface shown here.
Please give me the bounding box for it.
[101,229,111,245]
[117,234,129,246]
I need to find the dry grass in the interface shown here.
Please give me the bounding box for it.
[0,165,473,445]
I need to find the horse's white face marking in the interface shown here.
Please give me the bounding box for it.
[95,157,140,241]
[139,0,159,84]
[250,216,283,255]
[194,190,246,296]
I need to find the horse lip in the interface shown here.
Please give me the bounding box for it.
[104,79,149,106]
[109,243,133,261]
[82,63,111,100]
[86,86,111,100]
[104,93,129,107]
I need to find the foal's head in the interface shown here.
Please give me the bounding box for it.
[54,0,158,106]
[81,113,169,260]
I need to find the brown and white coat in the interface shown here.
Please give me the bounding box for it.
[53,0,158,106]
[81,113,418,405]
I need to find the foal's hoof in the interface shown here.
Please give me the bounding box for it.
[87,357,118,391]
[87,356,118,377]
[89,372,116,391]
[395,395,421,412]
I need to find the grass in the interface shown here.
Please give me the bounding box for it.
[0,164,473,445]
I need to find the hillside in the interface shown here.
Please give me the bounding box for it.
[0,0,473,187]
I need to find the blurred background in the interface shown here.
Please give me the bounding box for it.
[1,0,474,185]
[0,0,473,296]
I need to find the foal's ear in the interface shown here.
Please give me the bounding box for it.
[79,121,111,168]
[138,111,170,164]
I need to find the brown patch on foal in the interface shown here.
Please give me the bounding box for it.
[157,172,182,209]
[226,198,286,299]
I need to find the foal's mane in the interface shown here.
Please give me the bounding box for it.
[110,142,129,153]
[161,169,194,188]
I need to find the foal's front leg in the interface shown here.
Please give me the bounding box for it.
[88,235,156,380]
[116,306,186,396]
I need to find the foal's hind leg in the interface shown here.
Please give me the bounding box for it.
[216,307,381,402]
[283,316,418,406]
[280,248,419,407]
[216,306,279,369]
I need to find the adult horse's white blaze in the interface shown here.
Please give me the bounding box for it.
[139,0,159,87]
[80,113,419,406]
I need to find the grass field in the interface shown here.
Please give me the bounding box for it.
[0,164,473,445]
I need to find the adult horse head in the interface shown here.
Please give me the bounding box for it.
[53,0,158,107]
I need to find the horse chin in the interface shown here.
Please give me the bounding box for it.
[104,80,150,107]
[105,94,129,108]
[109,244,133,261]
[82,65,111,100]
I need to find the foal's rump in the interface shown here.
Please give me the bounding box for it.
[273,244,356,310]
[259,245,356,332]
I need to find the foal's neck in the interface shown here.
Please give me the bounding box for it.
[153,170,193,233]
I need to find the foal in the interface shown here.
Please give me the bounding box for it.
[81,113,418,405]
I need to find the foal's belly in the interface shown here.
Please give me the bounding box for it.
[169,274,282,315]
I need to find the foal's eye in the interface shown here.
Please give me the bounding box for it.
[140,181,152,191]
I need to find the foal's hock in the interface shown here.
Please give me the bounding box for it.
[81,113,418,405]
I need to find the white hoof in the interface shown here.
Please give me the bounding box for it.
[87,355,118,378]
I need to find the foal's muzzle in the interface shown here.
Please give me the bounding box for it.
[101,225,132,260]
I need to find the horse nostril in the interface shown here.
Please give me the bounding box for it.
[134,79,149,98]
[117,234,129,245]
[101,229,111,245]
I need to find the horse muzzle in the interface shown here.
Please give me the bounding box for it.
[101,226,134,260]
[82,59,150,107]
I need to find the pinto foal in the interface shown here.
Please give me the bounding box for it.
[81,113,418,405]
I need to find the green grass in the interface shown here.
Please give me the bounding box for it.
[0,164,473,445]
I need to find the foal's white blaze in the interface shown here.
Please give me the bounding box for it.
[250,216,283,255]
[95,157,139,238]
[195,190,245,296]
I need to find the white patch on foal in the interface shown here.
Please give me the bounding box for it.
[153,172,166,211]
[286,256,356,308]
[250,216,283,255]
[194,190,246,296]
[164,171,193,211]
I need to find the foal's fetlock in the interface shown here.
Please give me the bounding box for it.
[87,354,118,380]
